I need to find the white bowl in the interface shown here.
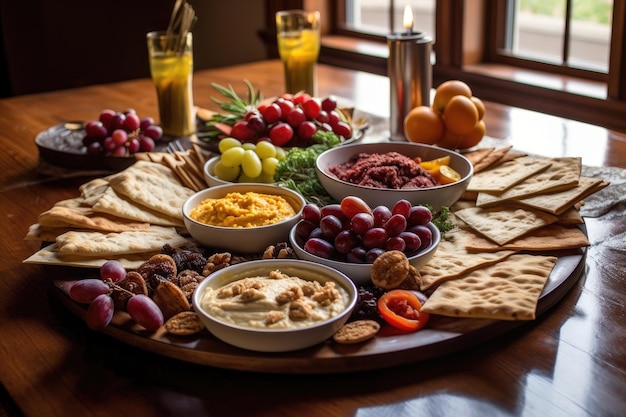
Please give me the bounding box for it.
[203,156,231,187]
[316,142,473,212]
[288,222,441,285]
[182,183,305,254]
[192,259,358,352]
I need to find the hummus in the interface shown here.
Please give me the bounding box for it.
[200,269,349,329]
[189,191,296,228]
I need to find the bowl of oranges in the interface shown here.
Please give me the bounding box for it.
[404,80,486,150]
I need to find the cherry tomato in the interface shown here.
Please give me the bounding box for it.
[377,289,429,332]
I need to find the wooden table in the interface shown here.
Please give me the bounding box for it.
[1,60,625,417]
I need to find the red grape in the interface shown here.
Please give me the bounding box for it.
[386,236,406,251]
[69,279,110,304]
[340,196,372,219]
[302,99,321,119]
[333,121,353,139]
[297,121,317,141]
[286,108,306,127]
[409,225,433,250]
[334,230,359,254]
[320,215,343,239]
[392,199,412,217]
[126,295,164,331]
[301,203,322,224]
[372,205,392,227]
[123,113,140,131]
[362,227,388,249]
[304,238,336,258]
[260,103,282,124]
[320,204,346,221]
[295,220,317,239]
[100,260,126,283]
[346,247,367,263]
[321,96,337,112]
[398,231,422,252]
[85,294,114,331]
[365,248,385,263]
[384,213,408,237]
[351,212,374,235]
[85,121,107,139]
[408,205,433,226]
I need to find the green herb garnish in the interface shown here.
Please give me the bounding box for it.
[274,130,342,205]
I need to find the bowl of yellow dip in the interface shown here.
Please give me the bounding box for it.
[192,259,358,352]
[182,183,306,253]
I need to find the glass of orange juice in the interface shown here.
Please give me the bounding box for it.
[146,31,195,137]
[275,10,321,96]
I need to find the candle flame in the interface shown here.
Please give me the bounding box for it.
[403,4,414,33]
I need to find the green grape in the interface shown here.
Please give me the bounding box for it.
[275,146,287,161]
[214,161,241,181]
[258,172,275,183]
[218,137,242,154]
[241,149,262,178]
[254,141,277,159]
[242,142,256,151]
[237,172,263,183]
[262,156,279,176]
[220,146,245,167]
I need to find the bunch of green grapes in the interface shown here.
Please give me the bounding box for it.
[213,138,287,183]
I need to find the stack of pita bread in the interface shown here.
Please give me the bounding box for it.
[24,161,198,269]
[418,146,609,321]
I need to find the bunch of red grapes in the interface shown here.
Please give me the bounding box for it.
[230,94,353,147]
[68,260,163,331]
[82,109,164,156]
[294,196,434,264]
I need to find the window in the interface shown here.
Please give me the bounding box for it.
[319,0,626,132]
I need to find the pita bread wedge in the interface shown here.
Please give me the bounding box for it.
[454,205,558,245]
[421,254,557,320]
[418,228,517,291]
[476,157,582,207]
[23,243,156,270]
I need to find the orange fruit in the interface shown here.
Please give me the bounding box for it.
[457,120,486,149]
[442,95,479,135]
[433,80,472,115]
[436,129,463,150]
[438,165,462,184]
[471,96,486,120]
[404,106,444,144]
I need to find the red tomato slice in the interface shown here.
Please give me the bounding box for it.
[377,289,429,332]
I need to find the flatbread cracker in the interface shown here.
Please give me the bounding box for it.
[38,205,150,232]
[108,169,195,219]
[466,156,552,193]
[55,225,190,257]
[476,157,582,207]
[23,242,156,269]
[462,147,494,166]
[418,228,517,291]
[464,224,589,253]
[472,146,512,173]
[421,254,557,320]
[92,186,184,227]
[454,205,558,245]
[514,176,608,215]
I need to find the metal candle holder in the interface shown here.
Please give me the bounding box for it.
[387,31,433,141]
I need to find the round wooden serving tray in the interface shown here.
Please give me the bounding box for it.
[51,244,586,374]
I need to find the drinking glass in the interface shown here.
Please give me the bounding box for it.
[146,31,195,137]
[275,10,321,96]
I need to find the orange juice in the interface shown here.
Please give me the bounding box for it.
[147,31,195,137]
[277,29,320,95]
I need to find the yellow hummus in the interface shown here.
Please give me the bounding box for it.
[200,269,349,329]
[189,191,296,228]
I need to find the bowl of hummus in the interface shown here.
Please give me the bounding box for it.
[182,183,306,253]
[315,142,473,212]
[192,259,358,352]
